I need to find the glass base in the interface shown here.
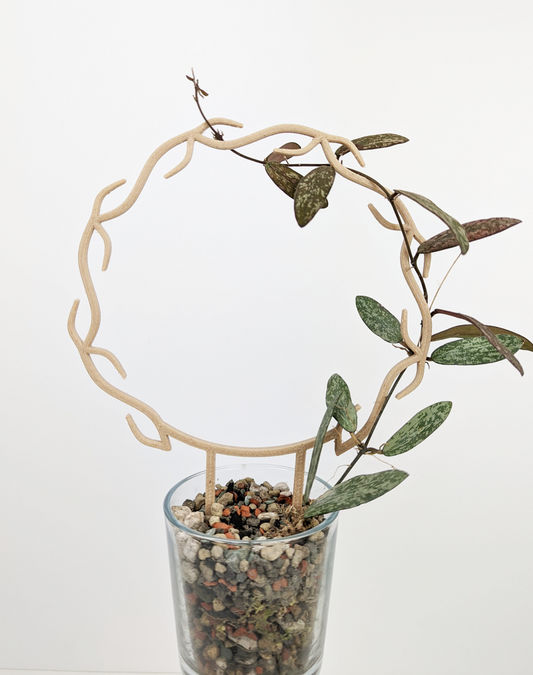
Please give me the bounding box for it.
[179,655,323,675]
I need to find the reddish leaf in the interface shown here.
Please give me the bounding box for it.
[418,217,521,254]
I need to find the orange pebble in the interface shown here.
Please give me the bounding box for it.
[255,668,264,675]
[213,522,231,531]
[223,508,231,517]
[247,568,258,580]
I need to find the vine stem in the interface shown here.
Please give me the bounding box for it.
[334,369,406,485]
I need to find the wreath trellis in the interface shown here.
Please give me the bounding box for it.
[69,95,526,518]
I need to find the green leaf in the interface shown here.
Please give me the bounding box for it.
[265,162,303,199]
[417,217,521,255]
[326,374,357,433]
[431,334,523,366]
[294,166,335,227]
[356,296,402,343]
[265,142,302,164]
[305,470,409,518]
[303,399,338,504]
[335,133,409,158]
[395,189,469,255]
[382,401,452,457]
[431,324,533,352]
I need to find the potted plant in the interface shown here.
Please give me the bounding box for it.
[69,72,530,675]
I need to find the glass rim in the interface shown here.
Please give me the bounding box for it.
[164,462,339,546]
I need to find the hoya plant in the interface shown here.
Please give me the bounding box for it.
[69,72,531,521]
[188,72,531,519]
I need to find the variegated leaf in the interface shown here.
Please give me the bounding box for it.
[303,398,338,504]
[294,166,335,227]
[265,162,303,199]
[431,324,533,352]
[356,296,402,344]
[417,217,521,255]
[395,189,469,255]
[335,133,409,158]
[383,401,452,457]
[326,374,357,433]
[431,334,523,366]
[305,470,409,518]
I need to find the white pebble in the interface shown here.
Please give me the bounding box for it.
[184,512,204,531]
[309,530,325,542]
[273,482,290,492]
[210,502,224,517]
[183,538,201,563]
[260,544,285,561]
[171,505,192,523]
[209,515,221,526]
[211,545,224,559]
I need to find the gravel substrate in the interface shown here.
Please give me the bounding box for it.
[169,476,334,675]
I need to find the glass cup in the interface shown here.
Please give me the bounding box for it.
[164,463,339,675]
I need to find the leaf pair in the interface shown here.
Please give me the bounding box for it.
[430,309,527,375]
[303,374,357,504]
[265,161,335,227]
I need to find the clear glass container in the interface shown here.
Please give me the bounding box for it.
[164,464,339,675]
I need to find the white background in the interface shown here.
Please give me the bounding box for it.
[1,1,533,674]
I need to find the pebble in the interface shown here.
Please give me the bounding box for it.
[260,544,284,561]
[210,502,224,517]
[209,515,221,526]
[212,597,226,612]
[239,559,249,573]
[257,512,278,522]
[197,548,211,561]
[183,538,201,563]
[211,545,224,559]
[184,512,204,531]
[202,643,220,661]
[215,562,227,574]
[217,491,234,506]
[171,505,192,522]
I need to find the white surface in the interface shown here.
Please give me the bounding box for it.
[1,1,533,674]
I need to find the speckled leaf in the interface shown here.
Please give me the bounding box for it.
[305,470,409,518]
[303,398,338,504]
[383,402,452,457]
[294,166,335,227]
[431,334,523,366]
[418,217,521,255]
[356,296,402,344]
[431,324,533,352]
[265,142,302,164]
[431,309,524,375]
[395,190,469,255]
[265,162,303,199]
[336,133,409,158]
[325,374,357,433]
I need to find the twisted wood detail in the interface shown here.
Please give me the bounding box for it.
[69,117,432,507]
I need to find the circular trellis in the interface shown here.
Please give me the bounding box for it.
[68,117,434,514]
